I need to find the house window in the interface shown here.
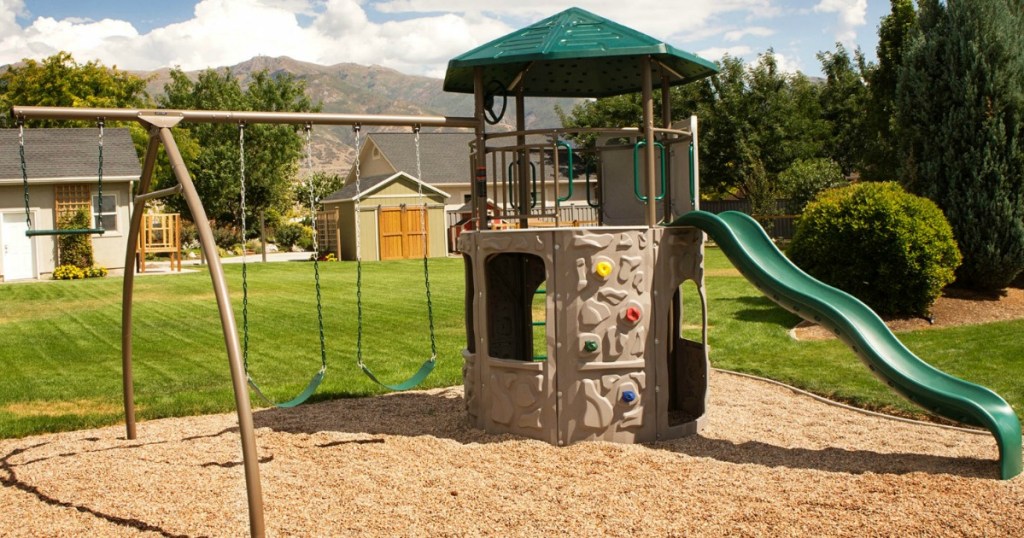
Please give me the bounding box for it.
[92,194,117,231]
[372,147,382,160]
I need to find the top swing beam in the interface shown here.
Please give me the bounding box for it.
[11,105,478,538]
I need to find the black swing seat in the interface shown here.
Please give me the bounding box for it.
[26,228,105,237]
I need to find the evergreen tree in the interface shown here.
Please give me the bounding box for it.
[817,43,871,176]
[896,0,1024,289]
[863,0,916,181]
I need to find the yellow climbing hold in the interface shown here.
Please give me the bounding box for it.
[595,260,613,278]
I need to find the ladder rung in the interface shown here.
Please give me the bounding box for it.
[535,288,546,294]
[532,355,547,361]
[532,321,546,326]
[26,228,105,237]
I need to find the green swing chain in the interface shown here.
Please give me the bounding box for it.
[18,122,31,229]
[96,120,104,229]
[305,124,328,371]
[239,124,251,373]
[353,125,364,369]
[413,126,438,360]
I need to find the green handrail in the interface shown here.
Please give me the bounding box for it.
[585,169,600,208]
[689,142,696,207]
[555,140,574,202]
[507,160,538,209]
[633,140,666,202]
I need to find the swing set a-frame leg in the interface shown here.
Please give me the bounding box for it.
[119,121,267,538]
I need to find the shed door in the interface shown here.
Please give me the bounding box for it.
[379,206,428,260]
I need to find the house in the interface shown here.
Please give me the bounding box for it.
[318,171,450,261]
[0,128,141,281]
[330,132,594,256]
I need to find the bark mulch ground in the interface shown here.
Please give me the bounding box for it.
[1,370,1020,536]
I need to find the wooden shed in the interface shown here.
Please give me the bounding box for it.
[318,172,449,261]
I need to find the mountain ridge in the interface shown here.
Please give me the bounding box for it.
[138,56,580,173]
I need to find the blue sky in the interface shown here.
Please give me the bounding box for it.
[1,1,891,78]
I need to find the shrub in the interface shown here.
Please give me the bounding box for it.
[211,224,242,250]
[57,209,94,268]
[296,226,315,252]
[275,222,308,250]
[787,182,961,317]
[53,264,85,280]
[778,158,848,214]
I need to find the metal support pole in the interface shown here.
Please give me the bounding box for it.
[158,126,266,538]
[516,88,529,229]
[641,56,657,227]
[12,106,476,129]
[120,129,161,440]
[473,68,488,228]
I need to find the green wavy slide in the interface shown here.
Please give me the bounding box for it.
[669,210,1022,480]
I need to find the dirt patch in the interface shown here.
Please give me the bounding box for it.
[3,400,123,418]
[0,372,1019,537]
[706,267,742,277]
[792,287,1024,340]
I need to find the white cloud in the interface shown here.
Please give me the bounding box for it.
[0,0,811,79]
[723,26,775,42]
[813,0,866,44]
[698,45,753,62]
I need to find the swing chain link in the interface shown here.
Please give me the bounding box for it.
[18,121,31,230]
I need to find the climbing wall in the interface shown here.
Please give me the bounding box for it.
[554,228,657,444]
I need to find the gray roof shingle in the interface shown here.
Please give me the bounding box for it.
[0,127,141,183]
[367,132,473,184]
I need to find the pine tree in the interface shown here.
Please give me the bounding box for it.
[862,0,916,181]
[895,0,1024,290]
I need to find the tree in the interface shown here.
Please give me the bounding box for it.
[294,171,345,213]
[777,157,848,214]
[0,52,151,126]
[862,0,916,181]
[816,43,871,175]
[156,68,320,235]
[0,52,153,155]
[895,0,1024,290]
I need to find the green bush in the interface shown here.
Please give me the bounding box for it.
[57,209,94,268]
[787,182,961,317]
[778,158,848,214]
[275,222,308,250]
[53,264,85,280]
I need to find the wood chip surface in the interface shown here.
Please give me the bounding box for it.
[1,370,1020,536]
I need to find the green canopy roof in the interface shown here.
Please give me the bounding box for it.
[443,7,719,98]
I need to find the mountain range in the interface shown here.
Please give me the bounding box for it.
[141,56,582,174]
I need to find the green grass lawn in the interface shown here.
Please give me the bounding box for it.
[0,250,1021,439]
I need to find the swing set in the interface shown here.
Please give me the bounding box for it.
[12,105,477,538]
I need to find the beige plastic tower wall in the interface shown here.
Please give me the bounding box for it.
[459,225,708,446]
